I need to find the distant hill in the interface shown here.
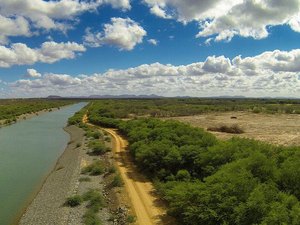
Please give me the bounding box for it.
[88,94,163,99]
[47,95,63,99]
[47,94,164,99]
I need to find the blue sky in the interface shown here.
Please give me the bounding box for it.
[0,0,299,98]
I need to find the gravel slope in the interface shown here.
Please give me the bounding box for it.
[18,125,84,225]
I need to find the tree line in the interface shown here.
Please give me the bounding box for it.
[83,100,300,225]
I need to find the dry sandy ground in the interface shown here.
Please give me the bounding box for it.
[104,128,174,225]
[170,112,300,146]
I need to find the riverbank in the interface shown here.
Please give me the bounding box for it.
[18,125,85,225]
[0,106,67,128]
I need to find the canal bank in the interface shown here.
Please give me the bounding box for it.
[18,125,85,225]
[0,103,86,225]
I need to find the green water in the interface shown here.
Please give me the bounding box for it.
[0,103,86,225]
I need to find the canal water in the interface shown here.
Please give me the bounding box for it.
[0,103,86,225]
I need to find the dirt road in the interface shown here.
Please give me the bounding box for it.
[82,114,170,225]
[104,128,170,225]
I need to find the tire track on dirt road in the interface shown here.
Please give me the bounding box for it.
[83,114,172,225]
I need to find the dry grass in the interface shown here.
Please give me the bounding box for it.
[169,112,300,146]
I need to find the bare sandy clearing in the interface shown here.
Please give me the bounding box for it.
[170,112,300,146]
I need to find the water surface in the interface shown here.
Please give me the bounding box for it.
[0,103,86,225]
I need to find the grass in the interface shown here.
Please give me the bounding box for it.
[65,195,82,207]
[207,124,244,134]
[82,189,105,225]
[107,166,116,174]
[83,189,105,210]
[88,141,110,155]
[85,130,103,139]
[82,160,105,176]
[83,210,102,225]
[111,174,123,187]
[126,215,137,223]
[79,177,92,182]
[66,189,104,225]
[104,136,111,142]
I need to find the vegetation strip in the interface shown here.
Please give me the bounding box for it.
[0,99,75,126]
[84,100,300,225]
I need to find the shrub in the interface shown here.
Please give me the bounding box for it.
[82,189,104,225]
[83,189,104,209]
[111,174,123,187]
[126,215,136,223]
[207,124,244,134]
[82,160,104,176]
[83,210,102,225]
[107,166,116,174]
[88,141,110,155]
[79,177,91,182]
[104,136,111,142]
[175,170,191,181]
[65,195,82,207]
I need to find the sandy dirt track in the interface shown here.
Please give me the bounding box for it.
[83,114,171,225]
[104,128,171,225]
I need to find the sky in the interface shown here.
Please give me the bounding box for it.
[0,0,300,98]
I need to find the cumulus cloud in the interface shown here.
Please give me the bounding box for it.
[0,15,31,44]
[143,0,300,42]
[0,0,131,43]
[8,49,300,98]
[0,41,86,68]
[84,17,147,50]
[148,39,158,45]
[26,69,42,78]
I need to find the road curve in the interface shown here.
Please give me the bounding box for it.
[104,128,169,225]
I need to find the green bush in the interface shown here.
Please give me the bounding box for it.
[126,215,136,223]
[88,141,110,155]
[175,170,191,181]
[82,189,104,225]
[65,195,82,207]
[107,166,116,174]
[111,174,123,187]
[83,210,102,225]
[82,160,104,176]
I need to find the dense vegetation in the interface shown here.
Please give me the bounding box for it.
[87,98,300,121]
[86,100,300,225]
[0,99,74,125]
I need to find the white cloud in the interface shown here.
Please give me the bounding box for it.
[0,0,131,42]
[26,69,42,78]
[0,41,86,68]
[149,4,172,19]
[8,49,300,98]
[0,15,31,44]
[143,0,300,42]
[148,39,158,45]
[84,17,147,51]
[38,41,86,63]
